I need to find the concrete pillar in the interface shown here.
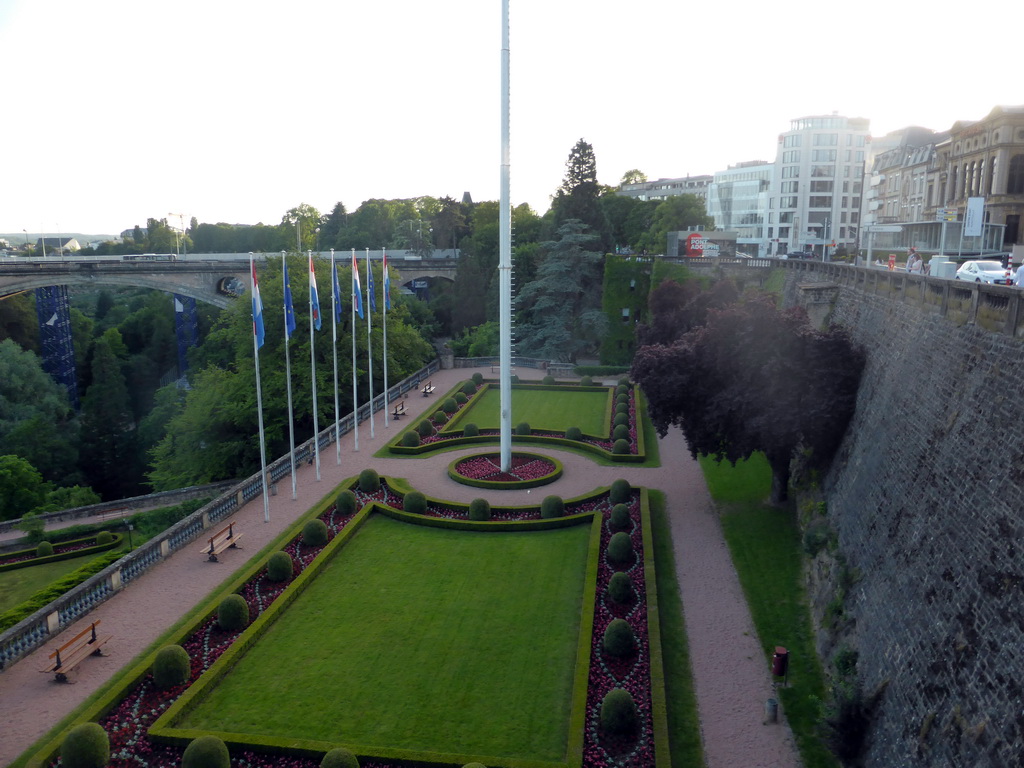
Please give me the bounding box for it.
[110,570,122,591]
[160,539,170,558]
[46,611,60,633]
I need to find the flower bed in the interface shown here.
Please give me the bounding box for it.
[447,451,562,489]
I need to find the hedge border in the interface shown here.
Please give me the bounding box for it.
[445,451,564,490]
[0,534,124,574]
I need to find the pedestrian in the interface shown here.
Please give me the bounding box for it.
[906,247,918,273]
[909,252,923,275]
[1015,263,1024,288]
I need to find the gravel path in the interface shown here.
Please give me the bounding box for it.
[0,366,800,768]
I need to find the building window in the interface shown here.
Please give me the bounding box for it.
[810,180,834,193]
[1007,155,1024,195]
[814,133,838,146]
[812,149,837,162]
[779,196,798,208]
[621,308,630,322]
[782,166,799,178]
[781,181,799,193]
[811,165,834,178]
[629,279,636,291]
[783,150,800,163]
[784,135,802,148]
[809,196,832,208]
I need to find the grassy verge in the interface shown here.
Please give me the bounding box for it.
[648,490,704,768]
[697,454,838,768]
[454,387,610,434]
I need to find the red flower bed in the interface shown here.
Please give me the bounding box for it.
[452,453,557,483]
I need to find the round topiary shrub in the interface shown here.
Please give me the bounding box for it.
[613,424,630,441]
[580,375,593,386]
[565,426,583,441]
[511,374,520,383]
[321,747,360,768]
[302,518,329,547]
[60,722,109,768]
[403,491,428,515]
[96,530,114,545]
[615,404,629,418]
[267,551,294,583]
[463,764,487,768]
[433,411,448,426]
[609,478,631,504]
[616,384,629,396]
[613,412,629,427]
[468,498,491,521]
[542,375,555,385]
[462,380,478,396]
[152,644,190,689]
[618,377,630,387]
[217,594,249,632]
[610,503,631,530]
[455,392,468,405]
[600,688,638,736]
[612,438,630,455]
[336,489,357,516]
[182,735,230,768]
[616,393,629,405]
[471,372,484,385]
[442,397,458,414]
[607,571,634,604]
[358,468,380,492]
[603,617,637,657]
[402,430,421,447]
[515,421,531,435]
[416,420,435,438]
[463,423,479,437]
[608,531,634,567]
[540,495,564,519]
[36,541,54,557]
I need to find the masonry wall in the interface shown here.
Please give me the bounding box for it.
[782,266,1024,766]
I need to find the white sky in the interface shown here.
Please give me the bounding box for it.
[0,0,1019,237]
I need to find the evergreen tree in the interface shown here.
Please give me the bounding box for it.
[551,139,607,248]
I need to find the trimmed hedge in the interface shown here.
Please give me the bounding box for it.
[540,495,564,519]
[96,530,114,545]
[336,489,357,516]
[267,551,294,582]
[613,424,630,441]
[565,426,583,441]
[37,541,54,557]
[403,491,427,515]
[461,380,477,396]
[152,645,190,689]
[60,722,109,768]
[580,376,593,386]
[471,372,484,385]
[455,392,468,405]
[542,375,555,385]
[600,688,638,736]
[463,423,479,437]
[515,421,531,436]
[433,411,448,426]
[416,420,435,437]
[614,412,629,428]
[612,438,630,455]
[607,571,633,604]
[217,594,250,632]
[402,430,421,447]
[182,735,230,768]
[468,498,491,521]
[358,468,380,492]
[442,397,459,414]
[610,503,631,531]
[603,618,636,657]
[608,531,634,567]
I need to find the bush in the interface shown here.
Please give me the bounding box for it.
[267,551,294,582]
[463,423,479,437]
[471,372,483,385]
[510,374,520,383]
[607,572,634,604]
[610,503,631,530]
[515,421,531,435]
[468,498,491,521]
[608,531,634,567]
[336,489,357,516]
[358,468,380,492]
[320,748,359,768]
[617,377,630,387]
[603,618,637,657]
[416,420,435,438]
[455,392,468,405]
[152,644,191,689]
[565,426,583,441]
[616,393,629,405]
[542,375,555,385]
[613,424,630,441]
[612,438,630,455]
[540,495,564,519]
[60,722,109,768]
[36,541,54,557]
[580,375,593,386]
[182,735,230,768]
[613,412,629,427]
[609,478,631,504]
[463,764,487,768]
[442,397,458,414]
[302,519,329,547]
[616,384,629,396]
[217,594,250,632]
[615,402,629,416]
[462,380,477,396]
[96,530,114,545]
[600,688,638,736]
[433,410,448,425]
[402,430,421,447]
[404,491,427,515]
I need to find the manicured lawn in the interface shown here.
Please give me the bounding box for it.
[455,387,609,435]
[179,514,592,761]
[698,454,838,768]
[0,553,108,614]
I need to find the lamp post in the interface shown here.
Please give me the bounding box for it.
[125,522,134,550]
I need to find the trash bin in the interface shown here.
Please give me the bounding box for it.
[764,698,778,723]
[772,646,789,677]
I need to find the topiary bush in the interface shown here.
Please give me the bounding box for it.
[402,430,421,447]
[96,530,114,545]
[36,541,54,557]
[60,722,110,768]
[511,374,520,383]
[471,372,483,385]
[462,764,487,768]
[542,375,555,385]
[615,402,629,416]
[580,375,593,386]
[468,498,491,521]
[616,393,629,405]
[613,424,630,441]
[564,426,583,441]
[463,423,479,437]
[321,747,360,768]
[609,478,631,504]
[608,531,634,567]
[267,551,294,583]
[462,380,477,396]
[603,618,637,657]
[152,644,191,689]
[600,688,638,736]
[455,392,468,405]
[416,420,435,437]
[433,410,448,426]
[616,384,629,396]
[182,735,230,768]
[607,571,634,604]
[610,503,631,531]
[515,421,531,435]
[540,495,564,519]
[442,397,458,414]
[614,412,629,427]
[302,519,329,547]
[217,594,250,632]
[612,438,630,455]
[358,468,380,492]
[336,489,357,516]
[617,377,630,387]
[404,491,428,515]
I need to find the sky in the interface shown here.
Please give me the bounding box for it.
[1,0,1019,238]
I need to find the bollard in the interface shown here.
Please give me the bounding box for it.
[764,697,778,724]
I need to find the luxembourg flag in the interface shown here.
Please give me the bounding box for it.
[309,252,322,331]
[352,250,364,319]
[251,256,265,349]
[383,250,391,311]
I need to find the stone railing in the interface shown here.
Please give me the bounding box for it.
[0,358,440,671]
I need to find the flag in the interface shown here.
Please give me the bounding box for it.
[383,251,391,311]
[309,253,321,331]
[283,261,296,338]
[251,258,265,349]
[332,258,343,323]
[352,250,364,319]
[367,258,377,313]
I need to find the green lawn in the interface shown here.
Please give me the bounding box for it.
[453,387,610,435]
[179,514,592,761]
[0,552,110,614]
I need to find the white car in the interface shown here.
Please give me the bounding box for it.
[955,260,1012,285]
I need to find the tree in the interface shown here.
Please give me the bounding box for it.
[551,139,606,246]
[632,292,864,503]
[282,203,323,252]
[0,455,47,521]
[635,194,712,254]
[636,278,739,347]
[620,169,647,185]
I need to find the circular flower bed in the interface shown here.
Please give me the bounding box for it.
[447,451,562,489]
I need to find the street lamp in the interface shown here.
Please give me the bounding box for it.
[125,522,134,550]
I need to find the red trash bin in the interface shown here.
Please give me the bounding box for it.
[772,646,789,677]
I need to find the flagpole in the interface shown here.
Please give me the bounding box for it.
[250,253,270,523]
[331,249,341,465]
[382,249,390,429]
[351,248,360,452]
[282,251,297,500]
[308,250,321,481]
[366,248,375,440]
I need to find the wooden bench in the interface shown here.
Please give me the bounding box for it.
[421,381,435,397]
[40,621,112,683]
[391,401,406,419]
[200,522,243,562]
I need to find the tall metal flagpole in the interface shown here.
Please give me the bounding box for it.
[382,249,390,429]
[282,252,297,499]
[250,253,270,523]
[351,249,360,452]
[498,0,513,472]
[366,248,375,440]
[308,250,321,481]
[331,249,341,465]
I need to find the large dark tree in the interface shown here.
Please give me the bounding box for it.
[632,293,864,503]
[636,278,740,348]
[551,139,606,247]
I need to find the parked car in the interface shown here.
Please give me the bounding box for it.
[785,251,814,259]
[954,260,1013,284]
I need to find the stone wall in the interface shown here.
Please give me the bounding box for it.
[782,265,1024,766]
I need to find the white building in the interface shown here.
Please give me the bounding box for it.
[617,175,712,204]
[706,161,774,257]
